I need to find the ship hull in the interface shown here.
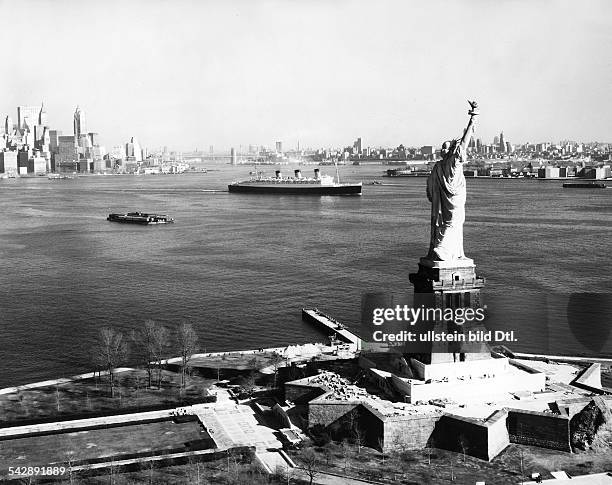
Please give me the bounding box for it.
[562,182,606,189]
[228,183,362,195]
[107,213,174,224]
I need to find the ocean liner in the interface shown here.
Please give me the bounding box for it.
[228,168,362,195]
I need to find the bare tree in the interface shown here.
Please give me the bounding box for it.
[347,409,365,453]
[269,352,284,388]
[274,465,294,485]
[300,448,320,485]
[63,445,80,485]
[132,320,169,389]
[346,409,358,436]
[519,447,525,485]
[353,425,365,454]
[322,442,334,467]
[55,384,61,412]
[132,319,157,388]
[93,327,128,397]
[340,438,350,474]
[426,435,436,467]
[238,371,257,396]
[185,456,201,485]
[459,433,468,464]
[151,323,169,388]
[378,436,386,464]
[176,322,199,389]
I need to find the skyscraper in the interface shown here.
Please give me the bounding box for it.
[73,106,87,138]
[38,103,48,126]
[499,131,505,153]
[125,136,142,162]
[276,141,282,153]
[4,116,12,134]
[17,106,40,131]
[353,137,362,154]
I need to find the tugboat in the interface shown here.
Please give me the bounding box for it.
[107,212,174,224]
[228,168,362,195]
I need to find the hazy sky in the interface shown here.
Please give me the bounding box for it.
[1,0,611,151]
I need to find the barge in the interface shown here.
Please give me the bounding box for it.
[107,212,174,224]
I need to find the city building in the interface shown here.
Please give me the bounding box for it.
[4,115,13,134]
[125,136,143,162]
[17,105,40,131]
[73,106,87,139]
[0,151,17,174]
[0,103,112,174]
[56,135,78,172]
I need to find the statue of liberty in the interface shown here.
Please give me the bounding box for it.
[425,101,479,261]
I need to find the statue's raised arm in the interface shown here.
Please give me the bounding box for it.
[458,100,479,154]
[425,101,479,262]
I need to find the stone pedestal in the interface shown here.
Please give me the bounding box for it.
[408,257,488,365]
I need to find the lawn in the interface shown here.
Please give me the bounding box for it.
[0,369,215,426]
[0,420,210,473]
[79,458,277,485]
[289,439,612,485]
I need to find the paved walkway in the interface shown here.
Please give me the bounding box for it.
[0,408,178,439]
[256,450,291,473]
[0,368,134,396]
[194,405,282,451]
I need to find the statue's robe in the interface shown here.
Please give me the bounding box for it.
[426,142,467,261]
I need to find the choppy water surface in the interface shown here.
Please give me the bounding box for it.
[0,164,610,387]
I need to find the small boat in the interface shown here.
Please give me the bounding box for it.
[107,212,174,224]
[562,182,606,189]
[48,174,76,180]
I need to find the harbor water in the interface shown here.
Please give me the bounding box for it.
[0,164,611,388]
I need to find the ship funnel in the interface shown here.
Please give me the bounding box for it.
[294,169,302,179]
[314,168,320,180]
[275,170,281,178]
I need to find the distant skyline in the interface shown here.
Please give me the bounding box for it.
[1,0,611,151]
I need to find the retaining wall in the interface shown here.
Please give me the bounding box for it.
[432,410,509,461]
[506,409,571,452]
[308,401,359,428]
[284,383,327,404]
[383,414,440,452]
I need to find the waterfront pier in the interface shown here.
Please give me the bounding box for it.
[301,308,362,352]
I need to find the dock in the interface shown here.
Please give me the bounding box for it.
[301,308,361,352]
[154,309,361,375]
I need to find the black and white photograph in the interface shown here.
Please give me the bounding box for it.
[0,1,611,484]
